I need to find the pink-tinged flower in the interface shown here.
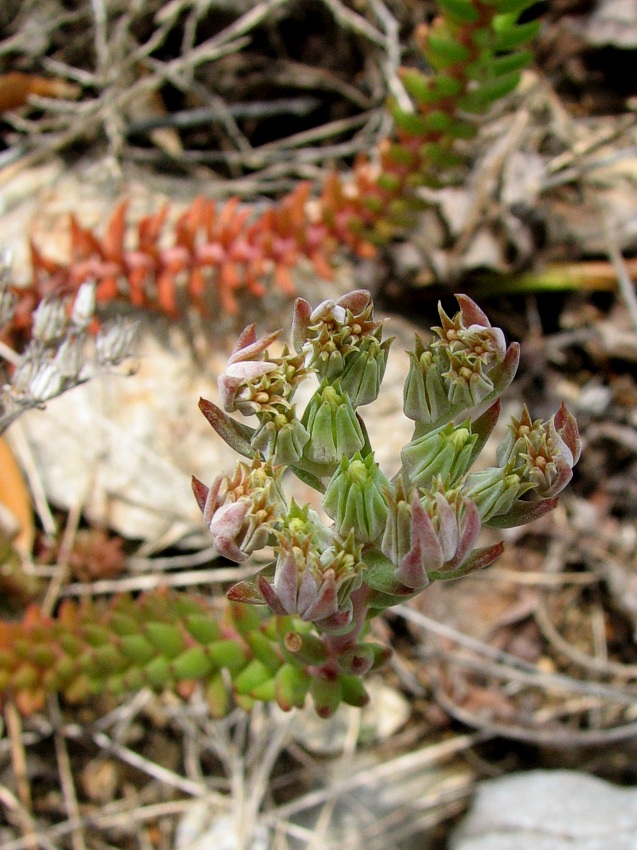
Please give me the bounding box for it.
[292,289,386,382]
[218,323,282,414]
[404,295,519,426]
[522,403,581,498]
[257,507,363,631]
[219,323,311,417]
[497,403,581,499]
[192,458,285,562]
[383,481,489,589]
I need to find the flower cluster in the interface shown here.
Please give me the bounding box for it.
[0,289,580,720]
[192,289,580,713]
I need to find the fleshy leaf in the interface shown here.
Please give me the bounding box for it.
[483,497,559,528]
[226,562,276,605]
[198,398,255,457]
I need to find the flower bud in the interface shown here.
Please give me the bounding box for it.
[390,484,483,589]
[300,380,364,466]
[403,338,449,424]
[28,361,64,402]
[338,334,393,407]
[70,282,97,329]
[31,297,68,344]
[403,295,519,427]
[322,453,390,544]
[218,323,309,415]
[257,510,363,631]
[292,289,386,381]
[192,457,285,562]
[53,334,84,380]
[0,280,16,329]
[498,403,581,499]
[96,318,137,366]
[462,464,532,522]
[401,420,476,490]
[250,406,310,466]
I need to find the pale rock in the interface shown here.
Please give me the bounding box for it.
[451,770,637,850]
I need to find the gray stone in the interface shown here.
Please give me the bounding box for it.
[451,770,637,850]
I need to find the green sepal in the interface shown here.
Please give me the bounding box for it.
[368,642,393,671]
[447,119,478,140]
[234,658,273,696]
[206,671,230,719]
[421,143,465,169]
[143,656,171,688]
[144,622,185,659]
[424,110,454,132]
[198,397,256,459]
[234,693,254,712]
[361,193,386,213]
[184,614,221,645]
[173,595,209,618]
[275,663,311,710]
[64,674,94,704]
[438,0,480,23]
[339,674,370,708]
[494,18,541,51]
[245,630,282,671]
[121,667,145,691]
[119,634,155,664]
[171,646,213,680]
[470,25,497,50]
[11,664,38,690]
[310,675,342,718]
[54,656,76,683]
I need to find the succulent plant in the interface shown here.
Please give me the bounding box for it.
[0,289,579,718]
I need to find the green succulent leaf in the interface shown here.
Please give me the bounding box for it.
[425,34,472,68]
[171,646,213,679]
[493,0,538,14]
[494,18,541,51]
[438,0,480,23]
